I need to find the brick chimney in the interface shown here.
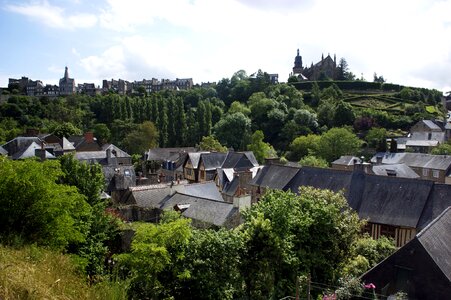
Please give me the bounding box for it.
[84,131,94,143]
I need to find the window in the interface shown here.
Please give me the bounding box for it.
[432,170,439,178]
[422,168,429,177]
[186,168,192,176]
[380,224,396,239]
[124,170,131,177]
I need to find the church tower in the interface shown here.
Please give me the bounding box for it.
[292,49,303,75]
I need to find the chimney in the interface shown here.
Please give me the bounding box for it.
[84,131,94,143]
[106,148,112,165]
[25,128,39,137]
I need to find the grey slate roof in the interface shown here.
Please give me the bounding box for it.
[186,152,207,169]
[222,151,258,169]
[162,193,238,227]
[372,164,420,178]
[200,152,227,170]
[102,144,131,158]
[253,164,451,229]
[417,206,451,281]
[332,156,362,166]
[183,181,223,201]
[223,176,240,197]
[2,136,42,157]
[421,119,442,131]
[0,146,8,155]
[357,175,434,228]
[146,147,196,161]
[371,152,451,171]
[249,164,301,190]
[417,184,451,230]
[12,141,55,160]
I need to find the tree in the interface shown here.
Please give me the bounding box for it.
[174,97,187,146]
[59,154,121,277]
[241,187,362,299]
[365,127,387,151]
[299,155,328,168]
[156,98,168,147]
[115,213,193,300]
[317,127,362,162]
[247,130,277,164]
[53,122,82,138]
[123,121,159,155]
[228,101,251,116]
[199,135,227,152]
[334,101,356,127]
[213,112,251,150]
[0,157,91,249]
[92,123,111,145]
[373,72,386,83]
[289,134,320,161]
[181,229,244,299]
[431,141,451,155]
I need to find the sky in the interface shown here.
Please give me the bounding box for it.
[0,0,450,93]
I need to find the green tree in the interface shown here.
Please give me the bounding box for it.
[115,213,192,299]
[288,134,320,161]
[0,157,91,249]
[431,141,451,155]
[241,187,362,299]
[213,112,251,150]
[365,127,387,151]
[174,97,187,146]
[199,135,227,152]
[317,127,362,162]
[247,130,277,164]
[92,123,111,145]
[53,122,82,138]
[123,121,159,155]
[299,155,328,168]
[228,101,251,116]
[334,101,356,127]
[156,98,168,147]
[182,229,244,299]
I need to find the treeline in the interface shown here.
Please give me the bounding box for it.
[0,70,443,158]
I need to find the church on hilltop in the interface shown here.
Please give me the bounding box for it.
[291,49,339,81]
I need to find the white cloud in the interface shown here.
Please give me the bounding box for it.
[5,0,97,29]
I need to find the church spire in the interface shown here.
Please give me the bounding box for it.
[64,66,69,79]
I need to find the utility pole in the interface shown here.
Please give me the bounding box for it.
[307,274,311,300]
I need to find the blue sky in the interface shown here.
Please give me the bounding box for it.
[1,0,450,92]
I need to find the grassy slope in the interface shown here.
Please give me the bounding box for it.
[0,245,126,300]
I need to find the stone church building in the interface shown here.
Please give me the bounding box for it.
[292,49,339,80]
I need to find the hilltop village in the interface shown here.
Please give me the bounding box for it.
[1,50,450,299]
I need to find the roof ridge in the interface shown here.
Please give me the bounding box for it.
[173,192,229,204]
[417,206,451,238]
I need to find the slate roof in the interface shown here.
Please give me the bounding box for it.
[371,152,451,171]
[102,144,131,158]
[372,164,420,179]
[2,136,42,157]
[357,175,434,227]
[183,181,223,201]
[406,139,440,147]
[0,146,7,155]
[125,181,223,208]
[421,119,443,131]
[416,207,451,281]
[146,147,196,161]
[200,152,227,170]
[252,164,451,229]
[223,176,240,197]
[186,152,207,169]
[249,164,301,190]
[162,193,238,227]
[12,141,55,160]
[417,184,451,230]
[332,156,362,166]
[222,151,258,169]
[287,166,355,198]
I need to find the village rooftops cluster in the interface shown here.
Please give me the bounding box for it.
[4,67,195,97]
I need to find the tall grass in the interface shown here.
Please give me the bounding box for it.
[0,244,127,300]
